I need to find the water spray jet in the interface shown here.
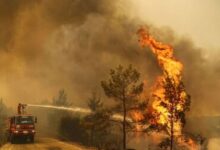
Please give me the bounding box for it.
[27,104,132,122]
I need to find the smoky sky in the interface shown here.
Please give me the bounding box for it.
[0,0,219,115]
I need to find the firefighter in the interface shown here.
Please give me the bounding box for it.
[17,103,27,114]
[18,103,22,114]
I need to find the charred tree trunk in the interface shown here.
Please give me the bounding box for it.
[170,102,174,150]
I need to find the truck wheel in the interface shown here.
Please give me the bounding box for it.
[30,136,34,143]
[7,135,10,142]
[10,136,15,144]
[6,132,10,142]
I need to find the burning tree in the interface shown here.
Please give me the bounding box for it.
[101,65,143,150]
[163,75,190,149]
[137,28,191,149]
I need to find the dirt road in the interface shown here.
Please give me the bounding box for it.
[0,138,92,150]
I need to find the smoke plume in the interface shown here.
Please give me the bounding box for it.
[0,0,219,117]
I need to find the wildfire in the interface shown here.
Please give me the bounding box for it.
[177,136,198,150]
[130,110,145,122]
[137,27,190,136]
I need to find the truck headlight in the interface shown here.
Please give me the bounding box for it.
[14,130,19,133]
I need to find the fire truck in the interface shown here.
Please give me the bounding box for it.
[7,103,37,143]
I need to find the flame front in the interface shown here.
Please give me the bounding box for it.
[137,27,188,136]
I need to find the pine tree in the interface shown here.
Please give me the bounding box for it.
[101,65,143,150]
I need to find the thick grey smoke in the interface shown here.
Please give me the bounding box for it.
[0,0,159,107]
[0,0,219,118]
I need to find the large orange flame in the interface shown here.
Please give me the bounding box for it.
[137,27,187,136]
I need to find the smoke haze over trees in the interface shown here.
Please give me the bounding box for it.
[0,0,219,117]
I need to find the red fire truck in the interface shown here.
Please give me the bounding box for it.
[7,103,37,143]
